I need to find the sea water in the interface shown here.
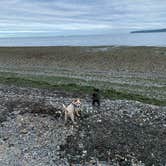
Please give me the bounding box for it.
[0,32,165,46]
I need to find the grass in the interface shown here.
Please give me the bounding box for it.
[0,73,165,106]
[0,46,165,104]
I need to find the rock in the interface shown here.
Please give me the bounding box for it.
[20,129,28,134]
[89,157,97,164]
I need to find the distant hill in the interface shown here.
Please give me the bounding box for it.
[131,28,166,33]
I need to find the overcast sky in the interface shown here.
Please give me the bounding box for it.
[0,0,166,37]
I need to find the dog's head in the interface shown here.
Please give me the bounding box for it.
[72,98,81,108]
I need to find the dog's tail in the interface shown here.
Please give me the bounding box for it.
[62,104,68,112]
[62,104,66,109]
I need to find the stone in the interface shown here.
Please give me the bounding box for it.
[20,129,28,134]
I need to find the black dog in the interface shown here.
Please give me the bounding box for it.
[92,88,100,107]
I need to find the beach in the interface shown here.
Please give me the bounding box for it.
[0,46,166,165]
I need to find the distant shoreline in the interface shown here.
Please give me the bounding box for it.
[131,28,166,33]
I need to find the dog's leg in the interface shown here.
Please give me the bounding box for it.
[75,110,80,117]
[70,113,76,124]
[65,111,68,124]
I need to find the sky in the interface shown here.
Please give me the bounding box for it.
[0,0,166,37]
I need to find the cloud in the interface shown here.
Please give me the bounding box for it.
[0,0,166,36]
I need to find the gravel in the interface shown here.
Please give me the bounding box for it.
[0,85,165,165]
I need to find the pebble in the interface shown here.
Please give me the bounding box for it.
[0,85,165,165]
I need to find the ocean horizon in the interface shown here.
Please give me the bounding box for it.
[0,32,166,47]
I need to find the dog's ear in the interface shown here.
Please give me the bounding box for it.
[76,99,81,104]
[71,99,76,104]
[73,99,78,102]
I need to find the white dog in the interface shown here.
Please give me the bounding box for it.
[62,99,81,124]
